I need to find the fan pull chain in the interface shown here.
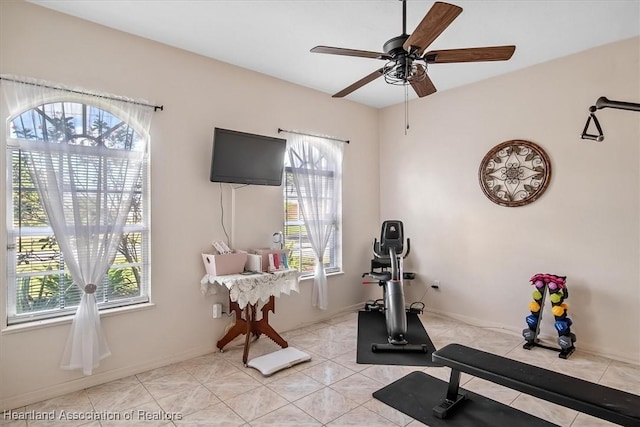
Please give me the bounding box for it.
[404,84,410,135]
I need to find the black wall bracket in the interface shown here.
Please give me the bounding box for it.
[581,96,640,141]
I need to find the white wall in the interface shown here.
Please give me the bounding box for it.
[378,37,640,363]
[1,0,638,412]
[0,0,380,410]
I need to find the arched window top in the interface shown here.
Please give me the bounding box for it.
[9,101,143,151]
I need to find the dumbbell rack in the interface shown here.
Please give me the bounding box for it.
[523,274,576,359]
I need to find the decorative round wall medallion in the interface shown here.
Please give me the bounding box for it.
[479,140,551,207]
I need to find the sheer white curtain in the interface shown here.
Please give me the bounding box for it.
[287,133,343,310]
[2,76,153,375]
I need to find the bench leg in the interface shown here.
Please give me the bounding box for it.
[433,368,467,419]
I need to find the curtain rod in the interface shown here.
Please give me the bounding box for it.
[0,77,164,111]
[278,128,349,144]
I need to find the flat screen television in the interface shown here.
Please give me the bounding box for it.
[209,128,287,186]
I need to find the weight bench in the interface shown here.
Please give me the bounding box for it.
[432,343,640,427]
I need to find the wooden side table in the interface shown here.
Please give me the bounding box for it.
[200,269,300,365]
[216,295,288,364]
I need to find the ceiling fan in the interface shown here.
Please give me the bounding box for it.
[311,0,516,99]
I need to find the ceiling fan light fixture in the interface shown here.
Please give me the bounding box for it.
[383,59,427,86]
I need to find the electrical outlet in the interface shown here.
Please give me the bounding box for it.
[212,303,222,319]
[432,280,440,290]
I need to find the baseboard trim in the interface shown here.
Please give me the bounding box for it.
[423,307,639,365]
[281,302,364,332]
[2,303,367,411]
[7,302,633,411]
[0,345,213,411]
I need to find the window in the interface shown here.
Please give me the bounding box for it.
[6,101,149,324]
[283,139,342,277]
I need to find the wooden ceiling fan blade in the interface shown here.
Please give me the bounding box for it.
[311,46,391,60]
[424,46,516,63]
[409,66,437,97]
[403,2,463,54]
[333,68,385,98]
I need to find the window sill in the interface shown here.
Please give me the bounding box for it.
[1,302,156,335]
[299,270,344,281]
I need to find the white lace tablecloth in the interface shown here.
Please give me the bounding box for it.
[200,269,300,309]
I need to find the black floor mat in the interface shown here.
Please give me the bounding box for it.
[356,310,439,366]
[373,371,558,426]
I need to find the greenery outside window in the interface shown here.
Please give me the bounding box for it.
[6,101,149,325]
[283,147,341,278]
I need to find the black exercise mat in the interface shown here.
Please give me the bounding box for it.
[373,371,557,427]
[356,310,438,366]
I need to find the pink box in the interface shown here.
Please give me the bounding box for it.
[202,251,248,276]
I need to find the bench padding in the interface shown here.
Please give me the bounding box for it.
[432,344,640,427]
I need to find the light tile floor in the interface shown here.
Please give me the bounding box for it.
[2,311,639,426]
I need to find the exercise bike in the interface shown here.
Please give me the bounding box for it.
[363,220,429,353]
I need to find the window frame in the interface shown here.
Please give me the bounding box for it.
[5,101,150,325]
[283,160,342,278]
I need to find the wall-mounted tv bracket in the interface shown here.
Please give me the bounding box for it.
[581,96,640,142]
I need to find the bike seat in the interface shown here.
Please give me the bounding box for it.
[368,271,392,281]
